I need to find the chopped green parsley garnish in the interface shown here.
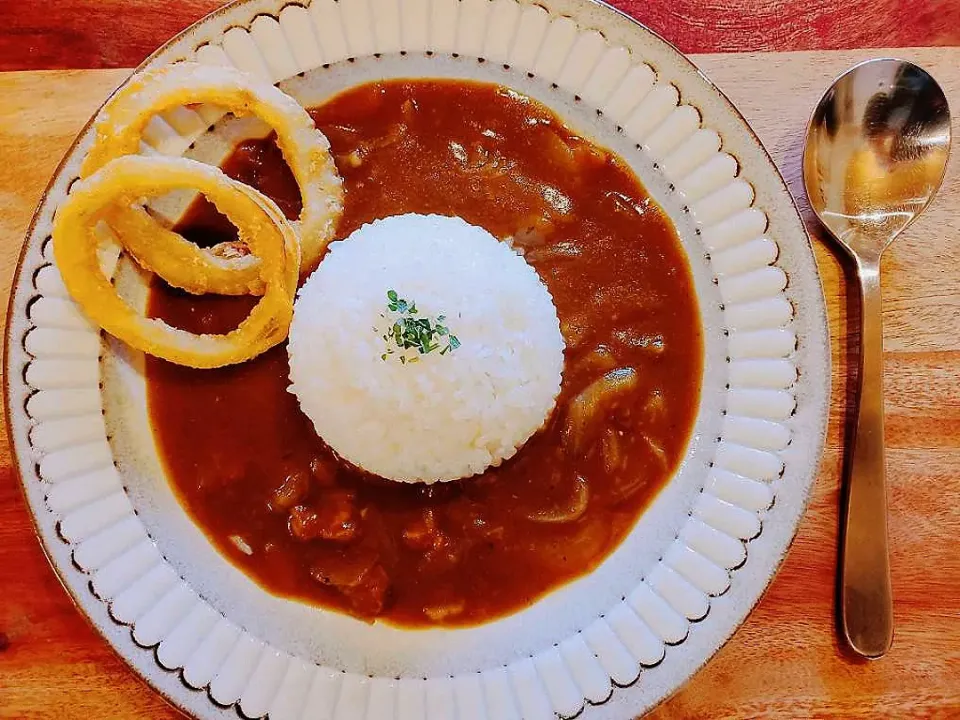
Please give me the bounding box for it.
[379,290,459,362]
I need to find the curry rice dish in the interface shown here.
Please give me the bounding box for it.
[145,79,703,627]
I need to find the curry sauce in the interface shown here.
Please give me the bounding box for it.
[147,79,702,627]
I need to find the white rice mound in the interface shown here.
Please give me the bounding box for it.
[288,213,565,483]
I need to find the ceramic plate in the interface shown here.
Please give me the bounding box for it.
[5,0,830,717]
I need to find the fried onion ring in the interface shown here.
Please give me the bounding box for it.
[83,61,342,285]
[101,204,262,296]
[53,155,300,368]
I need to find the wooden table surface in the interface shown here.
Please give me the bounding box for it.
[1,2,959,719]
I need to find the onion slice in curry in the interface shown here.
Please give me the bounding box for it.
[526,473,589,524]
[563,367,639,454]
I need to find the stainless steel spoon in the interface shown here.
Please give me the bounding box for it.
[803,59,951,659]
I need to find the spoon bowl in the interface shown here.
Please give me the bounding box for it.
[803,59,951,660]
[805,59,951,260]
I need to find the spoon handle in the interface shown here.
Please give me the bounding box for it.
[840,258,894,658]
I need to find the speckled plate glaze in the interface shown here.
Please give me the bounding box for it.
[4,0,830,718]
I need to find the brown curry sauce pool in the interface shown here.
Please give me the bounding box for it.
[147,80,703,627]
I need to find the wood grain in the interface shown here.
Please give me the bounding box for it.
[1,0,960,71]
[1,48,959,719]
